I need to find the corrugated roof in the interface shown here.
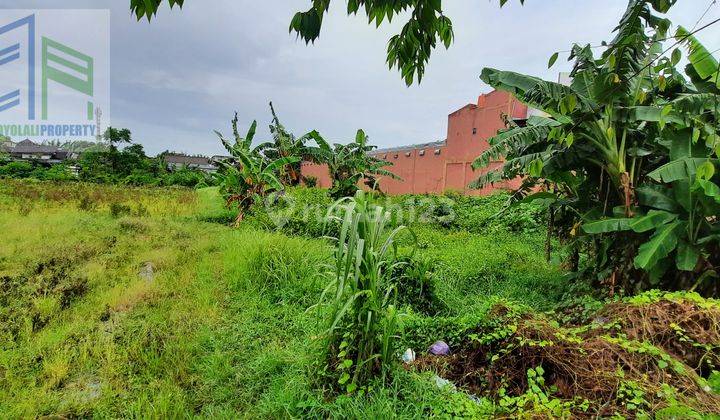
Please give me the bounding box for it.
[370,140,446,155]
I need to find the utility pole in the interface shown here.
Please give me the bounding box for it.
[95,107,103,142]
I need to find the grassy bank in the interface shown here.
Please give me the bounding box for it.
[0,181,717,418]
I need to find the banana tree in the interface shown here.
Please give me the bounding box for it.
[214,113,300,223]
[306,129,400,198]
[472,0,720,294]
[263,102,309,186]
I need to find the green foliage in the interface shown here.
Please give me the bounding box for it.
[0,161,36,178]
[315,191,409,393]
[473,0,720,294]
[129,0,184,21]
[244,187,545,239]
[103,127,132,144]
[400,300,518,351]
[42,165,76,182]
[709,371,720,394]
[214,113,300,220]
[264,102,307,186]
[5,181,720,417]
[305,129,400,199]
[70,129,212,188]
[109,202,133,218]
[303,175,318,188]
[616,380,649,412]
[497,366,585,417]
[244,186,334,237]
[0,256,88,344]
[390,255,443,315]
[288,0,523,85]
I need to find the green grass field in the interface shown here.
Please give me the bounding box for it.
[1,181,717,418]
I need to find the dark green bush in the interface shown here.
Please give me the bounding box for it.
[245,187,335,238]
[243,188,545,239]
[110,202,132,218]
[391,255,444,315]
[0,161,35,178]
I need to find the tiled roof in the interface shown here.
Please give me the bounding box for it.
[11,139,61,154]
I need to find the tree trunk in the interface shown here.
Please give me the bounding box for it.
[545,206,554,262]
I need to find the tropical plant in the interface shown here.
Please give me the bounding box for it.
[306,129,400,198]
[263,102,308,186]
[314,190,409,393]
[214,113,300,222]
[472,0,720,294]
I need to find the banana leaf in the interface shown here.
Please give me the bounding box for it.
[634,220,683,270]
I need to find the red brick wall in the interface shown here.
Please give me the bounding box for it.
[301,90,527,195]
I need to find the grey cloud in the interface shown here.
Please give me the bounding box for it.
[3,0,718,156]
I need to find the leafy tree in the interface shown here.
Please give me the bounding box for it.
[76,127,208,187]
[103,127,132,146]
[129,0,521,85]
[306,129,400,198]
[58,140,104,153]
[472,0,720,294]
[130,0,184,20]
[214,113,300,222]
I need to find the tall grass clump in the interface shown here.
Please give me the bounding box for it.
[315,191,410,394]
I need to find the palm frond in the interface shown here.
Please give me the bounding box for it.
[480,68,593,119]
[468,169,505,189]
[472,125,552,169]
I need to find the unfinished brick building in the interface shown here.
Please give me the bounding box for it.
[301,89,528,195]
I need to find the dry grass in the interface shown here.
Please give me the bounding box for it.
[412,296,720,417]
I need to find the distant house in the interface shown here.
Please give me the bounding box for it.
[3,139,76,164]
[0,138,15,151]
[163,153,217,172]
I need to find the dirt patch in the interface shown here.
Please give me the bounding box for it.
[411,296,720,417]
[598,295,720,376]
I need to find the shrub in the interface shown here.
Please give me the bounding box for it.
[110,202,132,218]
[391,255,444,315]
[123,172,159,186]
[77,194,98,212]
[42,165,76,182]
[161,168,209,188]
[0,256,88,343]
[303,175,318,188]
[245,187,334,238]
[0,161,35,178]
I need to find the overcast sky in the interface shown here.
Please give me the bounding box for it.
[4,1,719,155]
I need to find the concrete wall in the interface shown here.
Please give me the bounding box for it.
[301,90,527,195]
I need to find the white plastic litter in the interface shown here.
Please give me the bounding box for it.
[432,375,455,390]
[402,348,416,363]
